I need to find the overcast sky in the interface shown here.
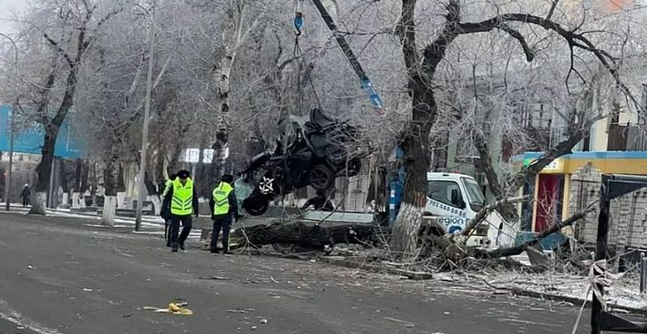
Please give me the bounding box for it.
[0,0,26,35]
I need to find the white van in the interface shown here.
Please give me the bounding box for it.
[425,172,516,248]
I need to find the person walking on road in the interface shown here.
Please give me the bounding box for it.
[162,170,198,252]
[161,174,177,247]
[20,184,30,207]
[209,174,239,254]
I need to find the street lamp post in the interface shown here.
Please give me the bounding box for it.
[135,2,156,231]
[6,99,15,211]
[0,32,18,211]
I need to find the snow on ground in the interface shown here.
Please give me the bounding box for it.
[1,205,203,241]
[435,270,647,311]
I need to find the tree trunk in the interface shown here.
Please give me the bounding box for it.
[30,41,80,214]
[117,163,126,192]
[30,192,47,215]
[144,171,157,195]
[30,123,60,215]
[91,163,98,206]
[102,196,117,227]
[472,133,519,221]
[389,0,459,255]
[167,143,182,177]
[80,161,89,194]
[390,126,431,256]
[72,159,83,205]
[196,137,209,198]
[74,159,82,192]
[60,161,69,193]
[102,154,119,226]
[209,47,236,188]
[144,171,161,214]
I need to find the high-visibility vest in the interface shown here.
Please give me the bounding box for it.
[171,178,194,216]
[212,182,233,215]
[162,179,173,197]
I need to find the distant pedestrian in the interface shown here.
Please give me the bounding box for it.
[162,170,198,252]
[20,184,30,207]
[209,174,240,254]
[160,174,177,247]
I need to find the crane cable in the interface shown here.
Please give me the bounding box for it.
[294,0,383,115]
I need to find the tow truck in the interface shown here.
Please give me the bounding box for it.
[377,146,517,249]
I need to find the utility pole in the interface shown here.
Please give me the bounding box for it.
[0,32,18,211]
[135,2,156,231]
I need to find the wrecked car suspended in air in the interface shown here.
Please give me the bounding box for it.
[237,108,370,216]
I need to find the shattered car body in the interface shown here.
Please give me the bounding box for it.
[238,108,370,216]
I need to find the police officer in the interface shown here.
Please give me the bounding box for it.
[209,174,239,254]
[162,170,198,252]
[161,174,177,247]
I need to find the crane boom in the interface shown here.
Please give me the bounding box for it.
[307,0,386,115]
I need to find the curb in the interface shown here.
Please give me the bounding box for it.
[276,253,647,314]
[231,250,434,280]
[318,257,433,280]
[506,288,647,315]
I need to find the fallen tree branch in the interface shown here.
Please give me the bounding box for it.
[476,203,597,259]
[421,202,597,266]
[460,195,530,238]
[230,222,384,251]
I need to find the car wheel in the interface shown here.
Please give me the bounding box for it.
[309,164,334,191]
[243,197,270,216]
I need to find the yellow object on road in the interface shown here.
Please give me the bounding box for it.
[143,302,193,315]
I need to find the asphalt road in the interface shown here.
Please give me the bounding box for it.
[0,212,598,334]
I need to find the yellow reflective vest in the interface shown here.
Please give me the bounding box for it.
[171,178,194,216]
[212,182,233,215]
[162,179,173,197]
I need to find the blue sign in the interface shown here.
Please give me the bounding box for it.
[0,104,84,159]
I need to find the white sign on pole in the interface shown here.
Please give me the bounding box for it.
[180,148,200,163]
[202,149,214,164]
[179,148,220,164]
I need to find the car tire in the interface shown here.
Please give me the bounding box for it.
[243,196,270,216]
[309,164,334,191]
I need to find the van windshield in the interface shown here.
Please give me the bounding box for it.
[461,177,485,211]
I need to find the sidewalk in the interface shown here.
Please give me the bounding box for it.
[0,204,204,242]
[269,252,647,314]
[435,271,647,314]
[0,203,272,243]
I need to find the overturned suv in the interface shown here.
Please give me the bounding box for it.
[238,108,369,216]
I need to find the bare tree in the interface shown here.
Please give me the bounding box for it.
[389,0,642,255]
[13,0,121,214]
